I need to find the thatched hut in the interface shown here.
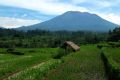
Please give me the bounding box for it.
[61,41,80,52]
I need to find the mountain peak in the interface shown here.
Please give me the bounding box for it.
[17,11,117,32]
[63,11,90,15]
[62,11,99,18]
[64,11,93,15]
[64,11,82,14]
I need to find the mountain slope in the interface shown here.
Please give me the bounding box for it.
[17,11,118,32]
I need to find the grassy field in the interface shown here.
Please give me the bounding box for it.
[103,47,120,64]
[1,45,120,80]
[44,45,107,80]
[102,47,120,80]
[0,48,58,80]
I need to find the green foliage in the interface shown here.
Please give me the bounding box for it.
[7,59,62,80]
[45,45,106,80]
[108,42,120,48]
[53,48,70,59]
[97,44,103,49]
[6,48,24,55]
[0,48,58,79]
[96,43,109,49]
[10,51,24,55]
[7,48,15,53]
[108,27,120,41]
[0,28,107,48]
[0,45,109,80]
[102,47,120,80]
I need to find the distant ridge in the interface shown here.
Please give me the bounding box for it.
[17,11,118,32]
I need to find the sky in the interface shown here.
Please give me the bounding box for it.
[0,0,120,28]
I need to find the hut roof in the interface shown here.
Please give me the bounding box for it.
[64,41,80,51]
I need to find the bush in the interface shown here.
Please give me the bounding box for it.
[12,51,24,55]
[6,48,24,55]
[108,42,120,48]
[97,44,103,49]
[7,48,15,53]
[28,50,36,53]
[53,48,70,59]
[96,43,109,49]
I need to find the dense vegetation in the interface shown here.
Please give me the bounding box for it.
[0,28,107,48]
[108,27,120,41]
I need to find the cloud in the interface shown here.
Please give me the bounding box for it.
[0,0,88,15]
[96,1,112,8]
[71,0,86,4]
[0,17,41,28]
[0,0,120,26]
[99,13,120,25]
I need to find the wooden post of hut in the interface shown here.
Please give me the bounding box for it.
[61,41,80,52]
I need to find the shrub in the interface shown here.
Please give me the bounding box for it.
[7,48,15,53]
[28,50,36,53]
[11,51,24,55]
[53,48,70,59]
[97,44,103,49]
[108,42,120,48]
[6,48,24,55]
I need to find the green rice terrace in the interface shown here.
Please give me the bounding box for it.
[0,44,120,80]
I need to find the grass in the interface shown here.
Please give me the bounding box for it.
[102,47,120,64]
[102,47,120,80]
[7,59,62,80]
[0,48,58,79]
[1,45,120,80]
[44,45,107,80]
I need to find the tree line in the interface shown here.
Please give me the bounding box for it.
[108,27,120,42]
[0,28,109,48]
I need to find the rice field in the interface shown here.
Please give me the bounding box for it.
[102,47,120,65]
[0,48,59,80]
[44,45,107,80]
[102,47,120,80]
[1,45,120,80]
[7,59,62,80]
